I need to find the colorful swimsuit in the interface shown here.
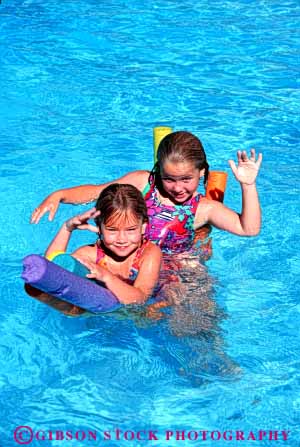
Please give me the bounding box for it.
[96,240,150,284]
[143,180,202,254]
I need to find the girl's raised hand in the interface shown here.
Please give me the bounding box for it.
[31,192,61,224]
[65,208,100,233]
[228,149,262,185]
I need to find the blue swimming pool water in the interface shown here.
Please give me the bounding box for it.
[1,0,299,446]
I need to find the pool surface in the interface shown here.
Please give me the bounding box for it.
[1,0,299,446]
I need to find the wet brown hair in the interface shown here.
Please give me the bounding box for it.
[150,131,209,185]
[94,184,148,228]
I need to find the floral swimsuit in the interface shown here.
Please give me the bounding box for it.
[143,179,202,254]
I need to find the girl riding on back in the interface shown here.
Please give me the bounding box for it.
[32,131,262,254]
[45,184,162,305]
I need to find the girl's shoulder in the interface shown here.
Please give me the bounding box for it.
[134,241,162,276]
[72,244,96,260]
[194,197,223,228]
[140,240,162,261]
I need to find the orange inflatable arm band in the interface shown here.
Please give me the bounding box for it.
[205,171,228,202]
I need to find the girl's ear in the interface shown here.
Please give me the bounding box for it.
[199,168,205,178]
[142,223,147,234]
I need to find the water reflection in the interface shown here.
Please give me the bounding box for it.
[114,253,241,382]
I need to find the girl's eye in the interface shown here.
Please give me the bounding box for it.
[163,177,193,183]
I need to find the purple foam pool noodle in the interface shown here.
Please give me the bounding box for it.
[22,254,120,313]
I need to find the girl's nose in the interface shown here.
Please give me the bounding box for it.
[173,181,183,192]
[116,230,127,243]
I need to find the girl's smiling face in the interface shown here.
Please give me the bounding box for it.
[100,211,145,258]
[160,160,204,203]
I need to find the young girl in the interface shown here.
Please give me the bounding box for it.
[44,184,162,306]
[31,131,262,254]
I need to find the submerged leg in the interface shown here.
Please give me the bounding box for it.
[24,284,86,316]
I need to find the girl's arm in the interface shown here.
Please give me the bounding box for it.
[45,222,73,258]
[45,208,99,258]
[195,150,262,236]
[76,243,162,305]
[31,170,149,224]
